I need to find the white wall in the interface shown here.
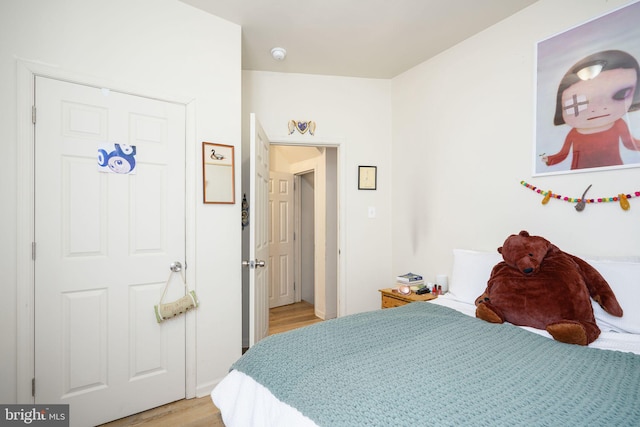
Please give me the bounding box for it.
[243,71,393,315]
[0,0,242,403]
[391,0,640,285]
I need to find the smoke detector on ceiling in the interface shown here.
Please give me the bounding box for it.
[271,47,287,61]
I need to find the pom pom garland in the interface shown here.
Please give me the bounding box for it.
[520,181,639,211]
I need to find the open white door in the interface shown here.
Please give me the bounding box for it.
[246,113,270,346]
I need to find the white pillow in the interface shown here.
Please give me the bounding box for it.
[449,249,502,305]
[586,260,640,334]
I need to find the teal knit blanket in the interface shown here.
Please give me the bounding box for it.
[233,303,640,426]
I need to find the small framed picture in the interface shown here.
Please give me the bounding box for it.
[358,166,377,190]
[202,142,235,204]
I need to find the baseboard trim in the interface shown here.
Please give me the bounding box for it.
[196,377,224,399]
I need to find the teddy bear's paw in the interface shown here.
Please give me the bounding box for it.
[594,294,623,317]
[475,302,504,324]
[546,321,588,346]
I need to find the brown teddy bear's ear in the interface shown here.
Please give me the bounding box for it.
[498,246,503,254]
[519,230,530,237]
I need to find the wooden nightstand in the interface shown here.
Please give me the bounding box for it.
[379,288,437,309]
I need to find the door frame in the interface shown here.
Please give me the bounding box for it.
[242,138,344,347]
[267,138,345,320]
[15,60,198,403]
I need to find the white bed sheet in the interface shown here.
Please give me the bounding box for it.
[212,369,317,427]
[433,294,640,355]
[211,296,640,427]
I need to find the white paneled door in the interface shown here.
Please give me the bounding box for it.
[34,77,186,427]
[248,113,270,346]
[269,171,295,308]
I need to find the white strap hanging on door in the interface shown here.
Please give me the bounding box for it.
[155,261,199,323]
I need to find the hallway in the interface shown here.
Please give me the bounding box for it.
[269,300,323,335]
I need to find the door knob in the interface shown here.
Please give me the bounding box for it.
[170,261,182,272]
[242,259,266,268]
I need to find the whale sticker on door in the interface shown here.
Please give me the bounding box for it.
[97,143,137,174]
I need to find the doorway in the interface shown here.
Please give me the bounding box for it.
[269,145,338,322]
[242,142,339,348]
[268,168,315,309]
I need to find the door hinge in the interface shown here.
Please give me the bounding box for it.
[32,106,36,124]
[32,378,35,397]
[32,242,36,261]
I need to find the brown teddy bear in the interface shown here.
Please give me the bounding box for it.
[475,231,623,345]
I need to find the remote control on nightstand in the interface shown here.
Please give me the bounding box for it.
[416,287,430,295]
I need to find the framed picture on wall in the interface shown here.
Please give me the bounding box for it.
[202,142,235,204]
[534,1,640,176]
[358,166,377,190]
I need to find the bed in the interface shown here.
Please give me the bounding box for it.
[211,250,640,426]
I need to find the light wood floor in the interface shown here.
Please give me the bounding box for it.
[100,301,322,427]
[268,300,324,335]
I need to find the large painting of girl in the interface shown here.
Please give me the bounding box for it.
[535,2,640,176]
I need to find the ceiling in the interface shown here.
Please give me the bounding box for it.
[180,0,538,79]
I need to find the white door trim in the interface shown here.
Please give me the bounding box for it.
[15,59,198,403]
